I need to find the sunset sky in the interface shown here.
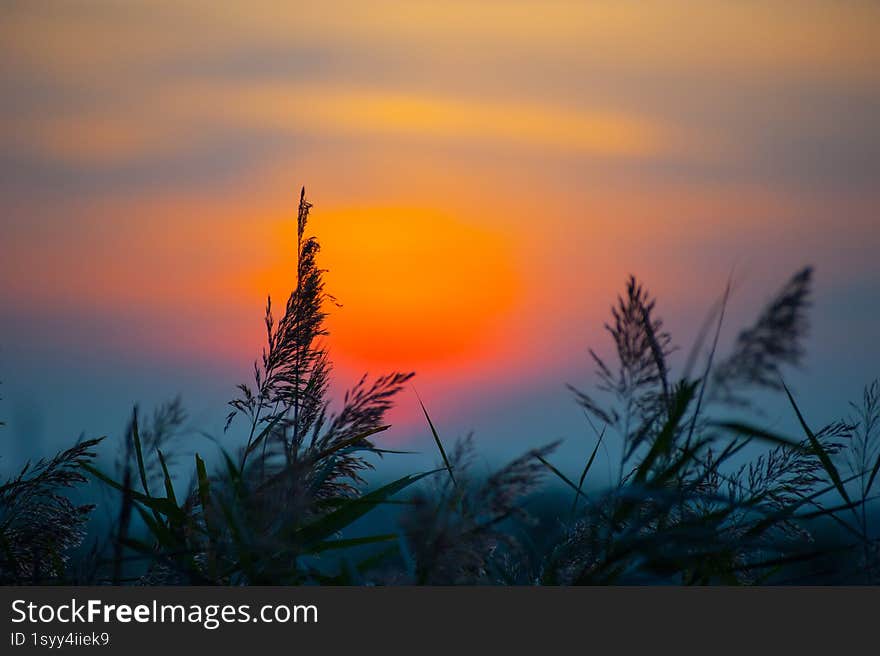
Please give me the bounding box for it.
[1,2,879,474]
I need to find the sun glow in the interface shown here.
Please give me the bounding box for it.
[299,207,521,372]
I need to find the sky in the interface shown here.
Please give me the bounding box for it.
[1,1,879,479]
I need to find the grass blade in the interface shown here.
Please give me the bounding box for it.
[781,380,853,507]
[711,421,810,452]
[536,454,588,500]
[314,425,391,461]
[130,408,150,498]
[195,454,210,510]
[572,427,605,515]
[297,469,441,547]
[81,463,186,524]
[156,449,177,508]
[418,396,456,487]
[635,381,697,484]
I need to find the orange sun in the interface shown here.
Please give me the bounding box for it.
[303,206,521,372]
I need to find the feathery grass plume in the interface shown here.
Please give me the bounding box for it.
[568,276,673,468]
[226,188,413,480]
[542,381,741,584]
[0,437,103,583]
[400,434,559,584]
[703,420,855,552]
[841,380,880,581]
[736,422,851,510]
[544,270,870,584]
[85,188,420,585]
[226,188,331,460]
[712,267,812,404]
[845,380,880,505]
[220,188,415,519]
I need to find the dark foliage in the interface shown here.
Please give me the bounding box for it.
[0,437,103,583]
[713,267,812,403]
[0,194,874,585]
[568,276,674,465]
[399,433,559,584]
[75,189,417,585]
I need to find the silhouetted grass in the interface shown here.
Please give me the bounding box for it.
[1,189,877,585]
